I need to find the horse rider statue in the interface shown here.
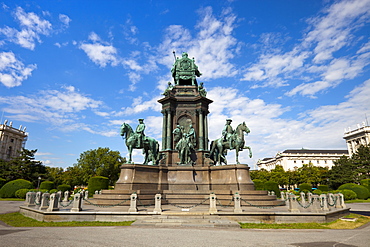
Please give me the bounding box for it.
[222,119,234,149]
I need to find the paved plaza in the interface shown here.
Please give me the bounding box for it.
[1,201,370,247]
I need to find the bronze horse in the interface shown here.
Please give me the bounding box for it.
[120,123,159,165]
[209,122,252,165]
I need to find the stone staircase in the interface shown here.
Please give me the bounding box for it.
[131,214,240,228]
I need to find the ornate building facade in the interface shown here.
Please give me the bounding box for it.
[256,149,348,171]
[343,123,370,156]
[0,120,28,161]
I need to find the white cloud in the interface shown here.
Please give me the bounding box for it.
[0,86,103,127]
[0,51,36,87]
[79,36,118,67]
[59,14,71,27]
[243,0,370,97]
[0,7,52,50]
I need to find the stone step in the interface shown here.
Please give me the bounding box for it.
[132,217,240,228]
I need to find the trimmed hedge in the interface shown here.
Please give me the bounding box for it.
[15,188,30,199]
[252,179,265,190]
[57,184,71,192]
[338,183,370,199]
[299,183,312,192]
[88,176,109,197]
[0,179,33,198]
[318,185,329,191]
[264,181,281,197]
[0,178,6,189]
[40,181,55,191]
[360,179,370,192]
[332,189,357,200]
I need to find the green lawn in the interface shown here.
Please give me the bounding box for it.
[239,214,370,229]
[0,212,134,227]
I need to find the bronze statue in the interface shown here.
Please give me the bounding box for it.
[210,121,252,166]
[176,133,193,164]
[120,121,159,165]
[198,82,207,97]
[171,52,201,86]
[162,82,174,96]
[172,124,182,143]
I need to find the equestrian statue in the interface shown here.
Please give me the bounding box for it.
[209,119,252,166]
[120,119,159,165]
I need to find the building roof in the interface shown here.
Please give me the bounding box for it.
[281,149,348,155]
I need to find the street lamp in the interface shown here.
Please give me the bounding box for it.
[37,177,41,190]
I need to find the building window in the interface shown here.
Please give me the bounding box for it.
[10,139,14,143]
[317,160,320,164]
[302,160,304,164]
[294,160,296,164]
[324,160,327,164]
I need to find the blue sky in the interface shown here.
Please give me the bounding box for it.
[0,0,369,170]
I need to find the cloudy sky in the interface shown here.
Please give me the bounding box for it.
[1,0,369,170]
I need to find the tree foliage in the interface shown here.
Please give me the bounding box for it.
[74,147,125,186]
[329,144,370,189]
[0,149,47,186]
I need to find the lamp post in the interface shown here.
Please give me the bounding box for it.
[37,177,41,190]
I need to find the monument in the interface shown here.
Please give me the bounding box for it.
[94,52,282,207]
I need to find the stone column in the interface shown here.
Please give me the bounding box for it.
[84,191,89,199]
[310,195,321,213]
[307,193,313,204]
[161,110,167,151]
[209,193,217,214]
[25,192,36,207]
[198,109,204,151]
[39,193,50,210]
[70,193,82,212]
[166,109,172,150]
[233,192,242,213]
[337,193,346,209]
[128,193,138,212]
[57,191,63,202]
[300,192,305,204]
[320,194,329,211]
[288,194,300,212]
[63,191,70,202]
[204,114,209,151]
[35,191,42,205]
[153,194,162,213]
[327,193,334,209]
[47,193,59,212]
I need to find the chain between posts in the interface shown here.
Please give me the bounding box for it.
[216,198,234,208]
[59,200,74,207]
[240,198,287,209]
[83,197,131,208]
[136,198,151,208]
[168,197,210,209]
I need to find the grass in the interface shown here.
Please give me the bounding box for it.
[0,212,134,227]
[345,199,370,203]
[0,198,24,201]
[239,213,370,229]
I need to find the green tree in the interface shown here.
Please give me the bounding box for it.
[329,156,358,189]
[297,163,328,187]
[351,145,370,180]
[250,168,270,181]
[45,167,65,186]
[0,149,47,186]
[269,165,288,187]
[74,147,124,185]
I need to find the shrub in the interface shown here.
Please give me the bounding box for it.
[88,176,109,197]
[57,184,71,192]
[49,189,58,194]
[0,178,6,189]
[15,188,30,199]
[318,185,329,191]
[360,179,370,192]
[332,189,357,200]
[299,183,312,192]
[312,189,323,195]
[40,181,55,191]
[252,179,265,190]
[264,181,281,197]
[0,179,33,198]
[338,183,370,199]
